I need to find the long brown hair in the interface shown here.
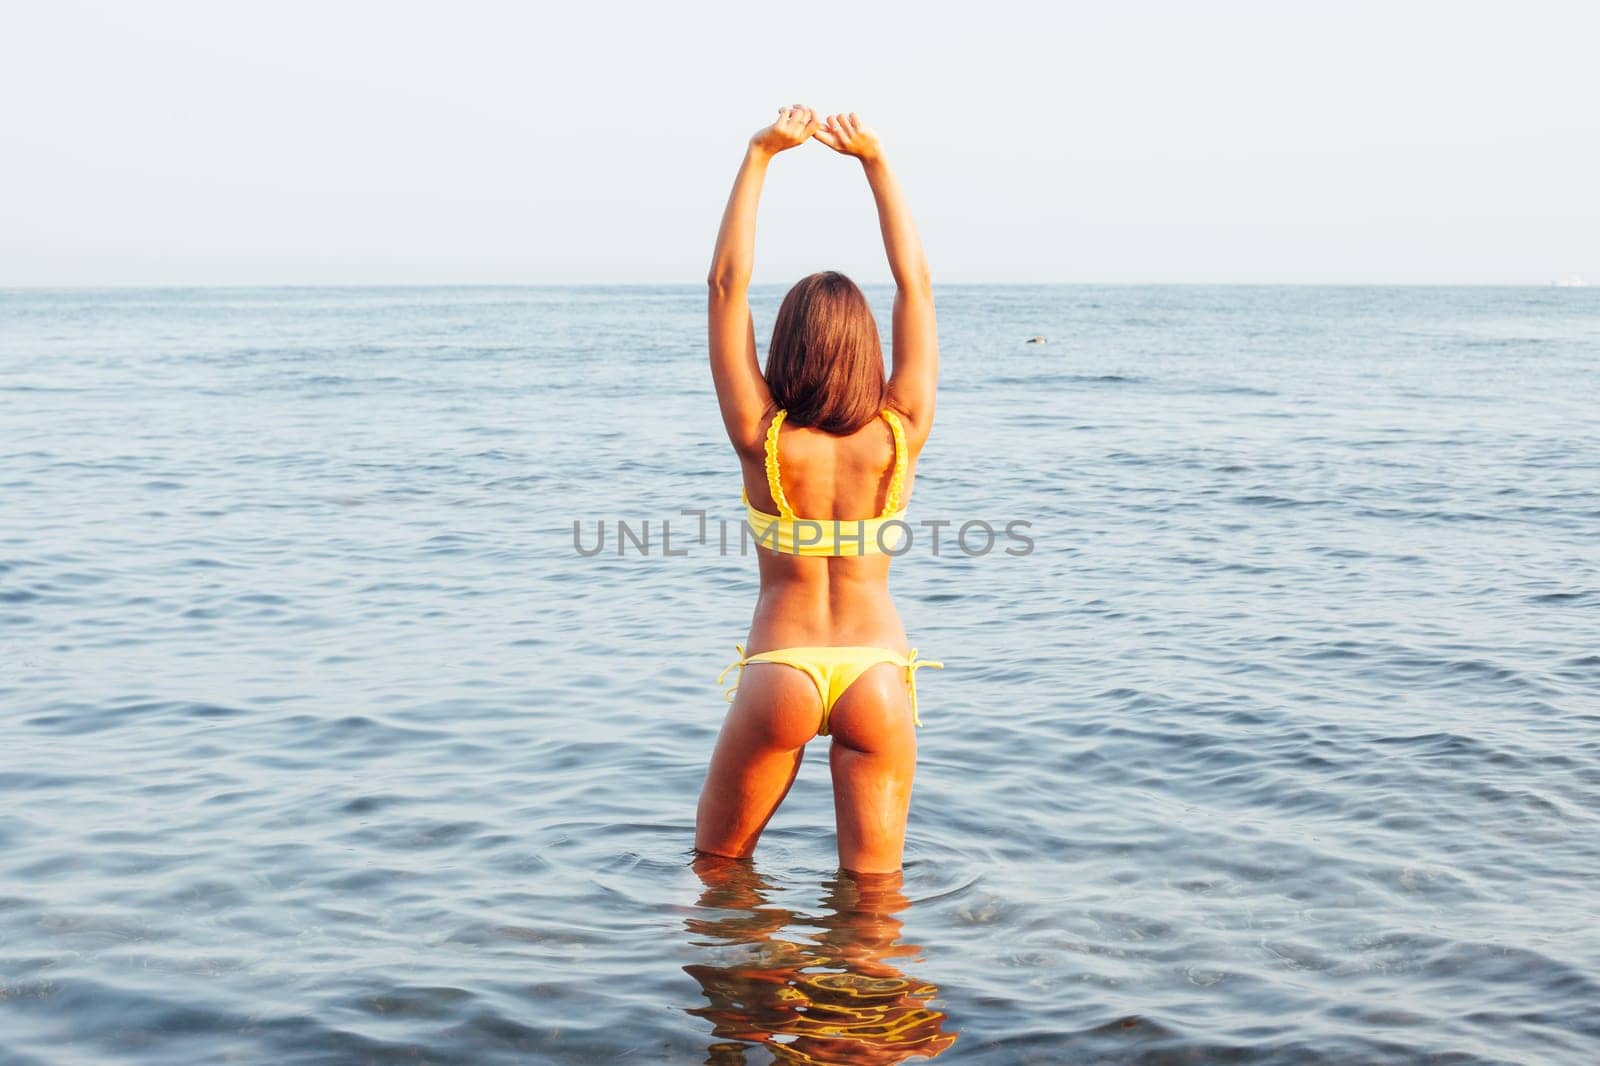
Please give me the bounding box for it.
[764,271,887,433]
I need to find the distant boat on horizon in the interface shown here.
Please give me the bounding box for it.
[1553,274,1586,287]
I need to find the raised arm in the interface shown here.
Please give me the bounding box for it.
[815,113,938,444]
[707,105,819,455]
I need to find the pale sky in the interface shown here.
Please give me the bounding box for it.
[2,0,1595,286]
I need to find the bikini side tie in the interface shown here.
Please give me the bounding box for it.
[717,643,749,703]
[904,648,944,727]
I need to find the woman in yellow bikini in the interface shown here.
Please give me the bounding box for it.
[696,105,941,874]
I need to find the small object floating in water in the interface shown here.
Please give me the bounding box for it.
[1553,274,1586,287]
[1025,335,1047,344]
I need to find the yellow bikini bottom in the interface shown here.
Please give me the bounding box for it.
[717,644,944,737]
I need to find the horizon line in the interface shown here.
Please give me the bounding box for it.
[0,279,1591,293]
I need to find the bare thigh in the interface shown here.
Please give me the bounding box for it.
[827,663,918,874]
[694,664,824,859]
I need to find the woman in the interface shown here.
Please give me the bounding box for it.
[695,105,941,874]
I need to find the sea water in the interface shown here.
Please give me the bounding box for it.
[2,284,1597,1063]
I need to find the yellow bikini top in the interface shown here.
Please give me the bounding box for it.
[742,408,910,556]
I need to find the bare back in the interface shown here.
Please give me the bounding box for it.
[738,410,919,651]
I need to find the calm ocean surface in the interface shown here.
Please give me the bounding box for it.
[2,284,1597,1064]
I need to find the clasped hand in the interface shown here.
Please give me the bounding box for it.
[750,104,881,163]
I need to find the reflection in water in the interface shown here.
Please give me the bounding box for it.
[683,855,959,1064]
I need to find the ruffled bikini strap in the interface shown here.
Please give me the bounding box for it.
[881,409,909,516]
[763,410,794,518]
